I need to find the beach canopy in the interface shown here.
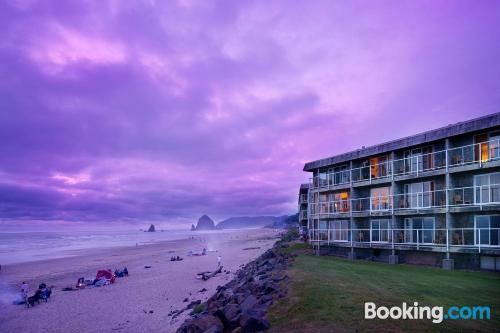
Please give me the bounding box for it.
[95,270,115,284]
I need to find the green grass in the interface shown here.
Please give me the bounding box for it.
[268,244,500,333]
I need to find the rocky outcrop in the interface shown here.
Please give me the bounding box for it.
[147,224,156,232]
[193,215,217,231]
[177,242,294,333]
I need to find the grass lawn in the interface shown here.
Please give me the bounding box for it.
[267,243,500,333]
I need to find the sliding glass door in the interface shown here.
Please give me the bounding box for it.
[475,215,500,246]
[404,217,435,244]
[474,172,500,204]
[371,219,390,243]
[332,220,349,242]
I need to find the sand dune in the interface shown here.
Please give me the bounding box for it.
[0,228,279,333]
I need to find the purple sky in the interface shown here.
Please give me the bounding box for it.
[1,0,500,229]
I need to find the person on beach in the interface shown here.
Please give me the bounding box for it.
[217,255,222,267]
[21,281,29,300]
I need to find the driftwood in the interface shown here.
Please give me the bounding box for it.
[197,266,223,281]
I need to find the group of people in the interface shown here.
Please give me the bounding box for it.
[15,282,52,308]
[75,267,129,289]
[170,256,183,261]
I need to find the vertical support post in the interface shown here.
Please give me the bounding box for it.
[417,229,420,250]
[479,229,481,254]
[445,138,451,259]
[446,228,449,257]
[391,228,395,255]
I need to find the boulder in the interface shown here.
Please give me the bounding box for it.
[177,315,224,333]
[239,295,258,313]
[239,313,270,332]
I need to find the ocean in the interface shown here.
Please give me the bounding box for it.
[0,229,195,265]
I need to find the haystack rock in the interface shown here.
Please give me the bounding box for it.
[193,215,217,231]
[147,224,156,232]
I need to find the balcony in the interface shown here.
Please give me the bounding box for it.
[448,139,500,167]
[299,194,308,204]
[308,227,500,253]
[307,184,500,217]
[300,210,308,220]
[309,139,500,190]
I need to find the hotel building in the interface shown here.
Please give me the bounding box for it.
[301,113,500,270]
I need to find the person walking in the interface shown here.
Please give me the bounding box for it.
[217,255,222,267]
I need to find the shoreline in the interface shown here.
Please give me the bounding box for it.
[0,228,280,333]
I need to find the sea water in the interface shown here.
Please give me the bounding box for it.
[0,229,195,265]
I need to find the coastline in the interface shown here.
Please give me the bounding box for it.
[0,228,280,333]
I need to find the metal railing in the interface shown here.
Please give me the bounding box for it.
[308,227,500,253]
[448,139,500,167]
[310,139,500,190]
[308,185,500,216]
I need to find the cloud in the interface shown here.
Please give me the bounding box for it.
[1,0,500,226]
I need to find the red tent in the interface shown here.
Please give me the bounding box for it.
[95,270,115,284]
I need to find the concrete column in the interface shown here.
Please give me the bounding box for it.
[442,258,454,270]
[348,247,356,260]
[389,254,399,264]
[390,151,396,255]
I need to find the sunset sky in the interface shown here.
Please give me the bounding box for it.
[1,0,500,229]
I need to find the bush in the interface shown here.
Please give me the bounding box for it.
[192,303,205,314]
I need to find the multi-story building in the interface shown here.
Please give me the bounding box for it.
[302,113,500,270]
[298,183,309,236]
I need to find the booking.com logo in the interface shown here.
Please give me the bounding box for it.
[365,302,491,324]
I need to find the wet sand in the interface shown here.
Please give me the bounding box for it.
[0,228,280,333]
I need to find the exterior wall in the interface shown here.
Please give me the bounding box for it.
[304,116,500,269]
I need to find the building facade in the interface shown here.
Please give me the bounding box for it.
[298,183,309,236]
[301,113,500,270]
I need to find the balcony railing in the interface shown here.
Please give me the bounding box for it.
[448,139,500,167]
[308,184,500,216]
[310,139,500,190]
[308,227,500,252]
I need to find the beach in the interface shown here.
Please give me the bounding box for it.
[0,228,280,333]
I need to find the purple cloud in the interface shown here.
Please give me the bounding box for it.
[1,0,500,227]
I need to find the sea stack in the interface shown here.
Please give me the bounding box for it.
[147,224,156,232]
[193,214,216,231]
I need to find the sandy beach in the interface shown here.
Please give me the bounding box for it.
[0,228,280,333]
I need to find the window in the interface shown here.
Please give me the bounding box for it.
[370,155,390,178]
[331,220,349,242]
[404,217,435,244]
[475,215,500,246]
[404,146,433,173]
[371,219,390,242]
[334,165,349,185]
[371,187,391,211]
[404,181,434,208]
[332,192,350,213]
[474,172,500,204]
[489,131,500,160]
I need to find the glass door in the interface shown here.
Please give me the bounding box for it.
[405,218,435,244]
[332,220,349,241]
[411,148,422,173]
[489,132,500,160]
[371,220,389,242]
[475,216,490,245]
